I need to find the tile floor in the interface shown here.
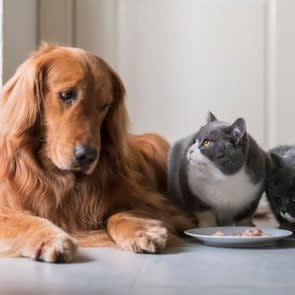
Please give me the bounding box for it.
[1,217,294,295]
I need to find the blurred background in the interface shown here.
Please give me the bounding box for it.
[1,0,294,148]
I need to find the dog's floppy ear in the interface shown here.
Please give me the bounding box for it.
[100,61,130,157]
[0,49,48,137]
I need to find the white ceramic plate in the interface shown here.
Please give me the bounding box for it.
[185,226,293,247]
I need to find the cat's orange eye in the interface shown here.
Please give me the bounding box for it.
[202,139,213,148]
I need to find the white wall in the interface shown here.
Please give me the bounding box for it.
[118,0,266,144]
[275,0,295,145]
[75,0,118,67]
[73,0,267,145]
[24,0,295,148]
[2,0,37,82]
[39,0,74,46]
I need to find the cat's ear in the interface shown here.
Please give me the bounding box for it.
[269,152,283,169]
[207,111,218,123]
[230,118,247,143]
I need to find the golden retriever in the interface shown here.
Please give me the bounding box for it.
[0,44,194,262]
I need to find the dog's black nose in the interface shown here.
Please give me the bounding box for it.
[74,145,98,167]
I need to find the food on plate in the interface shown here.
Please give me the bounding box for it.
[212,230,225,236]
[239,228,269,237]
[212,228,269,237]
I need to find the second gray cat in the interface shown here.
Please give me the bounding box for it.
[168,112,266,227]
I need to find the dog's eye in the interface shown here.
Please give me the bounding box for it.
[59,90,76,103]
[100,103,111,112]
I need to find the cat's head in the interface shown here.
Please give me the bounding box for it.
[266,153,295,223]
[186,112,248,175]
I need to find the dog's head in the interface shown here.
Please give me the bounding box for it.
[0,44,128,174]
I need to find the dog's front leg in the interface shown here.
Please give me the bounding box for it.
[0,210,77,262]
[107,210,168,253]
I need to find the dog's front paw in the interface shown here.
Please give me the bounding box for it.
[120,220,168,253]
[33,235,78,263]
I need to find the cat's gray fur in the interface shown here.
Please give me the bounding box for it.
[168,112,267,226]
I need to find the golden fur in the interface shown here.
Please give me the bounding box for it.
[0,44,195,262]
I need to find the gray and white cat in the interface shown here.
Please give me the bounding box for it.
[265,145,295,232]
[168,112,266,227]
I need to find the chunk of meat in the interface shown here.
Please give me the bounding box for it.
[211,228,269,237]
[239,228,268,237]
[212,230,225,236]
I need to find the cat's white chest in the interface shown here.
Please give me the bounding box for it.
[187,157,262,221]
